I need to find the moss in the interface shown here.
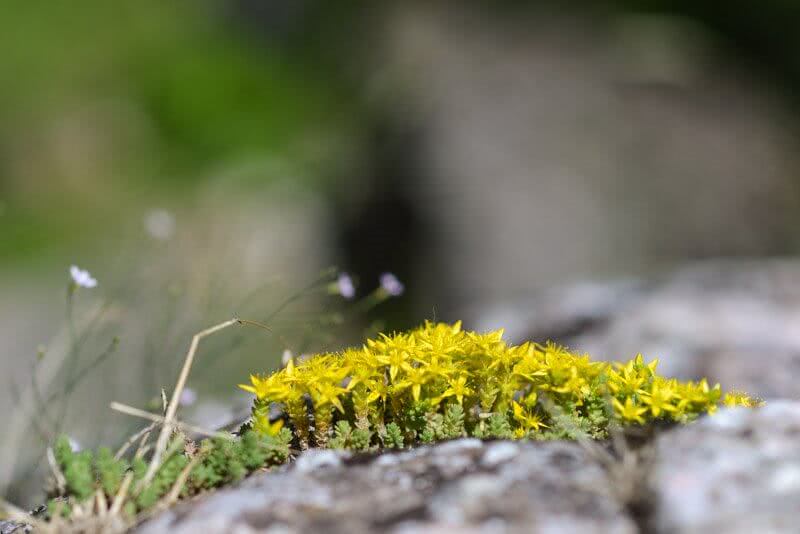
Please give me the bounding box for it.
[474,413,514,439]
[382,422,404,449]
[329,420,373,451]
[94,447,127,496]
[53,435,94,502]
[49,429,292,519]
[135,438,188,510]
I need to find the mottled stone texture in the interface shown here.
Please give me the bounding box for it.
[651,402,800,534]
[477,260,800,399]
[137,439,636,534]
[136,403,800,533]
[0,520,29,534]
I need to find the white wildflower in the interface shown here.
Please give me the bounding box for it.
[337,273,356,299]
[69,265,97,288]
[379,272,404,297]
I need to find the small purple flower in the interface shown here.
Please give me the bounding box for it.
[69,265,97,288]
[379,272,405,297]
[337,273,356,299]
[68,437,82,452]
[179,387,197,407]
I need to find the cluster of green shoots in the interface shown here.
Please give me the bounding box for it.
[241,321,759,448]
[45,429,291,523]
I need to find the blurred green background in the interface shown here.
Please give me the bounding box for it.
[4,0,800,505]
[0,0,361,267]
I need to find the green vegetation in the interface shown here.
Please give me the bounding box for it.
[15,320,757,529]
[242,321,759,446]
[0,0,359,264]
[48,429,291,520]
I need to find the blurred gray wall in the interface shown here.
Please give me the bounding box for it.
[356,2,800,320]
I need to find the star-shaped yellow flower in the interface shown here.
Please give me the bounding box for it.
[613,397,647,424]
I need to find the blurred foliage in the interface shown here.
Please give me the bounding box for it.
[0,0,361,264]
[0,0,354,175]
[510,0,800,103]
[609,0,800,90]
[4,0,800,267]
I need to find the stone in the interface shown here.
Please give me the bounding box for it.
[136,403,800,533]
[651,401,800,534]
[370,3,800,318]
[292,449,348,474]
[480,442,519,468]
[136,438,636,534]
[477,260,800,400]
[0,520,30,534]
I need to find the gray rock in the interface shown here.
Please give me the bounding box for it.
[136,438,636,534]
[0,521,30,534]
[477,260,800,399]
[651,401,800,534]
[292,449,348,474]
[137,403,800,533]
[376,3,800,318]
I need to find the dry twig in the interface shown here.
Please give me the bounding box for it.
[141,318,240,487]
[114,422,157,460]
[109,471,134,517]
[46,446,67,496]
[109,402,231,440]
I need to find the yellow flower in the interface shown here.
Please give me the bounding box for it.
[365,379,390,405]
[241,321,758,443]
[252,411,285,436]
[465,328,505,353]
[723,391,758,408]
[633,354,659,376]
[376,348,412,382]
[512,401,548,431]
[238,373,289,402]
[309,382,347,413]
[238,374,264,395]
[417,354,455,380]
[607,362,647,396]
[640,380,677,417]
[393,366,429,402]
[673,379,720,415]
[439,375,473,405]
[613,397,647,424]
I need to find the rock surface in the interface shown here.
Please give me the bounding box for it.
[0,520,29,534]
[136,402,800,534]
[476,260,800,399]
[651,401,800,533]
[137,439,636,534]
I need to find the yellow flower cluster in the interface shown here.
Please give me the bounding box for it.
[240,321,758,447]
